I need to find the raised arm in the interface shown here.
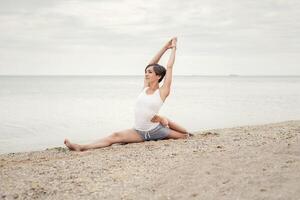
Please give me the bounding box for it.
[148,39,174,65]
[144,38,175,89]
[160,37,177,99]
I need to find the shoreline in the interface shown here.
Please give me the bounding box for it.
[0,119,297,156]
[1,120,299,199]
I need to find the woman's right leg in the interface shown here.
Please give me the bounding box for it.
[64,129,144,151]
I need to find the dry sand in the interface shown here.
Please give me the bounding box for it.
[0,120,300,200]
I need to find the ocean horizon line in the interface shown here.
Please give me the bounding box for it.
[1,74,300,78]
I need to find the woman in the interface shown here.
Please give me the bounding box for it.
[64,37,190,151]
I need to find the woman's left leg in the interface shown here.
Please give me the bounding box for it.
[152,116,191,139]
[152,115,188,134]
[167,119,188,134]
[165,129,188,139]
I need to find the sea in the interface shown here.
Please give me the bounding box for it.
[1,75,300,154]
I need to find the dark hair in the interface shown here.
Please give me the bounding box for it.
[145,63,166,83]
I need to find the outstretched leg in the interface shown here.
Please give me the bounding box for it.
[64,129,143,151]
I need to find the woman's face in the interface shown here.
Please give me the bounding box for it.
[145,66,160,83]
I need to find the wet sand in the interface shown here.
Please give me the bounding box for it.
[1,120,300,200]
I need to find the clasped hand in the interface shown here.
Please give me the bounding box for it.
[165,37,177,49]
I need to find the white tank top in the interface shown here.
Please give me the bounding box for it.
[134,87,164,131]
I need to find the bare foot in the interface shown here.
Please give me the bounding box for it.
[64,139,82,151]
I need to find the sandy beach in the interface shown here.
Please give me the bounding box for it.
[0,120,299,200]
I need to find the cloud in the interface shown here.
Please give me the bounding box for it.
[0,0,299,75]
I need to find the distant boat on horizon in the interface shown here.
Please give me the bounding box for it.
[228,74,239,77]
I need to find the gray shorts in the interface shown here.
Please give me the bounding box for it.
[134,124,171,141]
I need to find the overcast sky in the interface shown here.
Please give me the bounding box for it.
[0,0,299,75]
